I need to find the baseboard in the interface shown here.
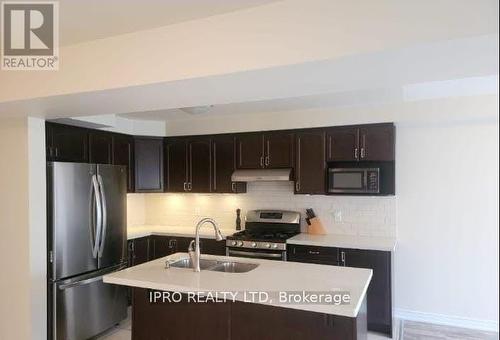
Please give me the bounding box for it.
[395,308,499,333]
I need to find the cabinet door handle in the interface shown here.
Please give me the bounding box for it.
[188,182,192,191]
[231,182,236,192]
[168,239,177,249]
[341,251,346,266]
[328,136,332,159]
[260,156,264,168]
[189,144,193,185]
[361,134,366,159]
[296,136,301,185]
[54,147,59,158]
[354,148,358,160]
[308,250,320,255]
[266,139,270,166]
[295,182,300,192]
[183,182,187,191]
[212,143,217,191]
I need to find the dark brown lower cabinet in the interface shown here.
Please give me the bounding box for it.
[287,244,339,265]
[130,235,226,261]
[198,238,226,255]
[129,237,151,266]
[287,244,392,337]
[132,288,367,340]
[341,249,392,337]
[151,235,178,259]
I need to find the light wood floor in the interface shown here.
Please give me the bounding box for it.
[402,320,498,340]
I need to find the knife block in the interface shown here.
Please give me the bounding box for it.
[307,217,327,235]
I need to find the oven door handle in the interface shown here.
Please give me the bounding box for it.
[227,249,284,259]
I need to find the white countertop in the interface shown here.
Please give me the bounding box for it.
[288,233,397,252]
[128,225,238,240]
[103,252,372,318]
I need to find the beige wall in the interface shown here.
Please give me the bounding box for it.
[28,117,47,340]
[0,117,46,340]
[0,118,31,340]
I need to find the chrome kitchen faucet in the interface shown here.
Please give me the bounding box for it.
[188,218,224,272]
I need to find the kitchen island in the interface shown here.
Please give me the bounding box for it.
[104,253,372,340]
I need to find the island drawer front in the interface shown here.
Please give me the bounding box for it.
[132,288,366,340]
[287,244,339,265]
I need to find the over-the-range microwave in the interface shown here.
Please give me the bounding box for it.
[328,167,380,194]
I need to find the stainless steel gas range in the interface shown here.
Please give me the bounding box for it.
[226,210,301,261]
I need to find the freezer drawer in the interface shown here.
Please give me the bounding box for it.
[53,265,127,340]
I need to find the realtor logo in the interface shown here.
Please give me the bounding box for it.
[1,1,59,70]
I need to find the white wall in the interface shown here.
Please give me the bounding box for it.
[130,94,499,330]
[395,121,499,330]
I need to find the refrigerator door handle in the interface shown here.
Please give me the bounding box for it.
[91,175,103,259]
[97,174,107,258]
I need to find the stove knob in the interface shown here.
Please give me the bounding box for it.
[264,243,271,249]
[272,244,278,249]
[237,241,244,247]
[251,242,257,248]
[231,241,237,246]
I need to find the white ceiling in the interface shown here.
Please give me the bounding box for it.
[59,0,279,46]
[118,75,499,122]
[118,89,404,121]
[1,34,497,120]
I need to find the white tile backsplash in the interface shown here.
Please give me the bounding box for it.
[128,182,396,237]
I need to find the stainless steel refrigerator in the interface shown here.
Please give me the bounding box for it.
[47,162,128,340]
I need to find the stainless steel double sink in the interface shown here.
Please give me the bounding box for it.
[167,258,259,273]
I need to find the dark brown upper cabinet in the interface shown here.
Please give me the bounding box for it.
[359,124,395,161]
[212,135,246,194]
[112,134,135,192]
[134,137,164,192]
[187,137,212,193]
[263,131,294,168]
[295,130,326,194]
[164,138,188,192]
[327,123,395,162]
[89,130,113,164]
[236,133,264,169]
[326,127,359,162]
[165,137,212,193]
[236,131,294,169]
[46,122,89,162]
